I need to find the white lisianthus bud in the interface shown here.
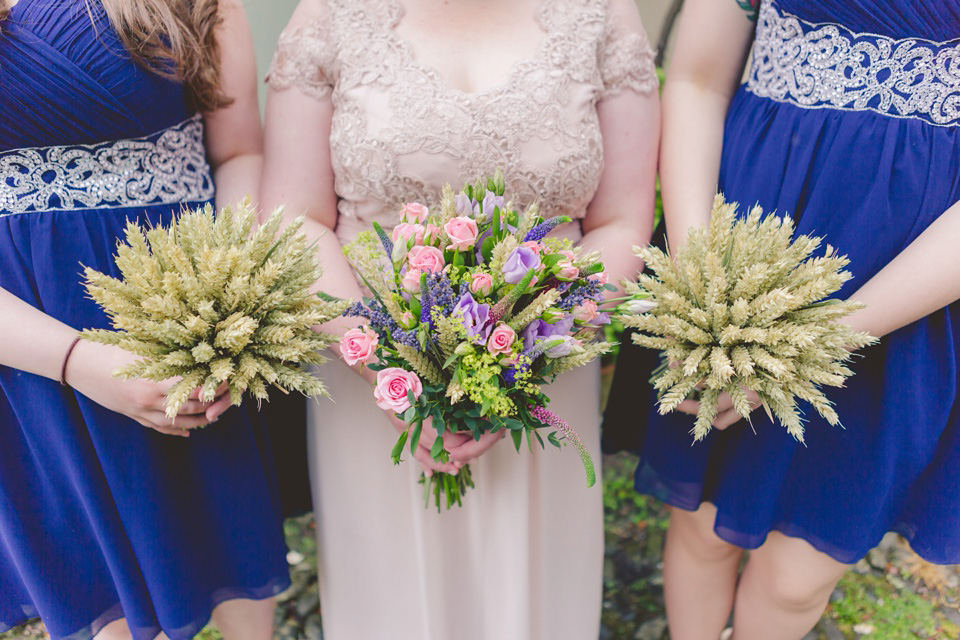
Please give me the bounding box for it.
[624,299,657,314]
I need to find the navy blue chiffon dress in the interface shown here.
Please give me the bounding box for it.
[605,0,960,565]
[0,3,291,639]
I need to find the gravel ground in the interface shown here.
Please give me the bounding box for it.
[3,453,957,640]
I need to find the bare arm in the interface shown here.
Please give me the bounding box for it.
[259,2,361,338]
[204,0,262,208]
[260,0,462,473]
[845,200,960,338]
[581,88,660,297]
[659,0,754,250]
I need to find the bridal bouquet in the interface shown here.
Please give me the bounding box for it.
[618,195,876,442]
[340,172,613,510]
[82,201,350,418]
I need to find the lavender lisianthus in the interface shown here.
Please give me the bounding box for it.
[522,315,575,350]
[545,336,582,358]
[452,291,492,342]
[502,246,541,284]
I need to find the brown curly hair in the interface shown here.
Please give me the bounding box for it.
[0,0,231,112]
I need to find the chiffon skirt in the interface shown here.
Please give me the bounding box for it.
[605,87,960,565]
[307,358,604,640]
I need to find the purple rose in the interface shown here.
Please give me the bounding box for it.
[480,192,505,215]
[455,192,505,217]
[502,246,542,285]
[522,315,575,350]
[594,312,612,327]
[453,291,492,342]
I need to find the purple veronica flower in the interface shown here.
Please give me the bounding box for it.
[452,291,492,342]
[502,246,541,285]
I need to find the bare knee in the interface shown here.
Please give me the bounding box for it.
[669,505,741,562]
[746,535,847,612]
[95,619,133,640]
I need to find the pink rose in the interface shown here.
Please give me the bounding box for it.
[444,216,480,251]
[469,272,494,296]
[373,367,423,414]
[487,323,517,356]
[401,267,424,294]
[572,300,599,323]
[407,245,445,273]
[557,260,579,281]
[559,250,577,261]
[393,223,426,246]
[340,327,379,366]
[521,241,543,256]
[399,310,417,329]
[589,272,609,285]
[400,203,430,224]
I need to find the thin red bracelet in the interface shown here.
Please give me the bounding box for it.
[60,335,83,387]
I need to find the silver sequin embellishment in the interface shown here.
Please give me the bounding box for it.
[0,115,215,216]
[747,1,960,126]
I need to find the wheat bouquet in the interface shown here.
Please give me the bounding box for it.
[618,195,876,442]
[82,201,350,418]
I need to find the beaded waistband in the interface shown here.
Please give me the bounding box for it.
[0,115,214,217]
[746,1,960,126]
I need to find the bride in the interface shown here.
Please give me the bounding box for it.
[260,0,659,638]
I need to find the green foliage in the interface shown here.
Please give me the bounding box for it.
[828,573,941,639]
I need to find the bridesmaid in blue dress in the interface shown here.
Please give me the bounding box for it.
[0,1,290,639]
[605,0,960,638]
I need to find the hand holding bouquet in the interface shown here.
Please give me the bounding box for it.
[340,171,613,510]
[617,195,876,442]
[82,201,350,418]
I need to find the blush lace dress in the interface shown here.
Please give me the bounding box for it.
[267,1,656,638]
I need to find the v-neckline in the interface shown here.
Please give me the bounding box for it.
[381,0,555,100]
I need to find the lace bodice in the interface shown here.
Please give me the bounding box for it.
[267,0,656,237]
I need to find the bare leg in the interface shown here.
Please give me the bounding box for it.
[211,598,276,640]
[732,532,849,640]
[94,619,171,640]
[664,504,744,640]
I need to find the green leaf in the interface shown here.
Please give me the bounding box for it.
[391,430,409,464]
[510,429,523,452]
[547,431,561,448]
[430,436,445,460]
[402,406,415,423]
[409,421,423,454]
[433,414,446,435]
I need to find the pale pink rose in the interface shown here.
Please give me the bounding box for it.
[400,203,430,224]
[557,260,579,281]
[469,272,494,296]
[407,245,445,273]
[521,241,543,256]
[572,300,599,323]
[559,250,577,262]
[393,223,426,246]
[589,272,609,285]
[401,268,423,294]
[444,216,480,251]
[374,367,423,414]
[339,327,379,366]
[487,323,517,356]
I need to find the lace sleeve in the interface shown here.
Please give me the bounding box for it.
[266,16,338,100]
[597,3,658,100]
